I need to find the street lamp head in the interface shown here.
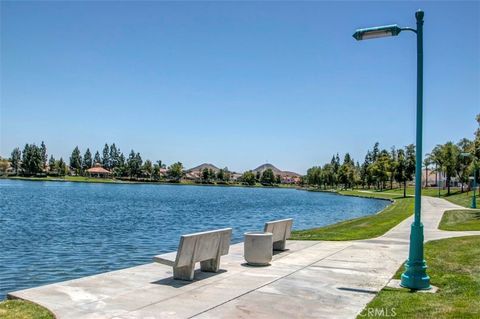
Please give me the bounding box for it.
[352,24,402,41]
[460,152,473,158]
[415,10,424,21]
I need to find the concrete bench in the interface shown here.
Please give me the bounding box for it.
[264,218,293,251]
[153,228,232,281]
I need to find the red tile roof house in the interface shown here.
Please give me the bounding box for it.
[86,164,111,178]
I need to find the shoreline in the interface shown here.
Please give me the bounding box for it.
[0,176,299,190]
[1,176,394,206]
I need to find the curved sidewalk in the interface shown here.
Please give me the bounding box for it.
[8,197,480,319]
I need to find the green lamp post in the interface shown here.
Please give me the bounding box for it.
[353,10,431,290]
[460,152,478,209]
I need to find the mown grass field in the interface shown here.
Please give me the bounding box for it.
[290,190,413,240]
[439,209,480,231]
[358,236,480,319]
[359,198,480,319]
[290,186,477,241]
[369,186,478,208]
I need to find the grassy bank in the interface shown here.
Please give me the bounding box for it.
[0,300,54,319]
[438,209,480,231]
[290,190,413,241]
[363,187,478,208]
[359,236,480,319]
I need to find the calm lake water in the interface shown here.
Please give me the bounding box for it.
[0,179,389,299]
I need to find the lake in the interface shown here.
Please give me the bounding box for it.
[0,179,389,299]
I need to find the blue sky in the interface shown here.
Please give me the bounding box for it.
[1,1,478,174]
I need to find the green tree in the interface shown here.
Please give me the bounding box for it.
[83,148,93,170]
[217,169,225,181]
[142,159,153,179]
[94,151,101,165]
[21,144,43,176]
[423,153,433,188]
[69,146,83,175]
[438,142,460,195]
[167,162,184,181]
[109,143,119,169]
[127,150,142,178]
[40,141,47,169]
[102,143,110,169]
[388,147,397,189]
[306,166,322,186]
[331,154,340,188]
[360,151,373,189]
[457,138,473,192]
[431,145,445,188]
[48,155,56,172]
[395,149,408,197]
[338,153,355,189]
[260,168,275,185]
[115,152,127,176]
[153,163,161,181]
[370,151,390,191]
[241,171,256,185]
[276,174,282,184]
[220,167,230,182]
[208,169,216,180]
[10,147,21,175]
[202,167,210,182]
[57,157,68,176]
[405,144,416,191]
[322,164,335,189]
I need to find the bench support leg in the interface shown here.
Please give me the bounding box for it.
[200,258,220,272]
[173,264,195,281]
[273,240,287,251]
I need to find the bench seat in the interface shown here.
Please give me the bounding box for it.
[153,228,232,281]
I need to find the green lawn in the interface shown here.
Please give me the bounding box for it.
[366,187,478,208]
[0,300,54,319]
[438,209,480,231]
[290,190,414,240]
[358,236,480,319]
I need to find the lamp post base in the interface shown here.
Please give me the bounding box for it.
[400,264,431,290]
[400,223,431,290]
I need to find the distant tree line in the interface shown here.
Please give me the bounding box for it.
[304,114,480,196]
[6,142,186,182]
[240,168,281,186]
[3,114,478,190]
[200,167,231,184]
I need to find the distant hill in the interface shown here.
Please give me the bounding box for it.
[186,163,220,173]
[252,163,300,177]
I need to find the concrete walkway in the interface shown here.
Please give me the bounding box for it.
[9,197,480,319]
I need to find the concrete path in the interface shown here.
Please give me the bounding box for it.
[8,197,480,319]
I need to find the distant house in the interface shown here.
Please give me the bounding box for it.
[86,163,111,178]
[159,168,168,176]
[252,163,301,184]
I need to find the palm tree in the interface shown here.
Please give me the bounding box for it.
[423,153,433,188]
